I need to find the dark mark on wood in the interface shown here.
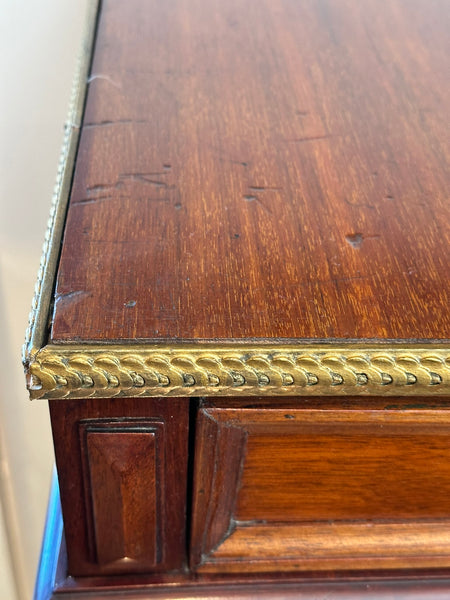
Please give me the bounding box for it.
[287,134,333,143]
[345,233,364,248]
[83,119,148,128]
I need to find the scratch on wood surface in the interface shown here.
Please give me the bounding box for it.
[87,73,121,88]
[73,195,119,205]
[242,196,272,214]
[287,134,333,143]
[83,119,148,128]
[55,290,91,307]
[85,184,114,193]
[248,186,281,192]
[343,197,375,209]
[243,186,280,213]
[75,167,173,205]
[119,174,168,187]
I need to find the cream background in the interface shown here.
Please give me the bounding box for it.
[0,2,88,598]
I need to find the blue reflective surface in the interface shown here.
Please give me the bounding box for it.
[33,468,63,600]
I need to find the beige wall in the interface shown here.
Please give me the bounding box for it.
[0,2,88,598]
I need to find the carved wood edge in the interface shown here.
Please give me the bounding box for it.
[191,410,247,566]
[22,0,100,367]
[25,343,450,400]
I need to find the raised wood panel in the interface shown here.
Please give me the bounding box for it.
[236,427,450,522]
[191,406,450,572]
[50,397,189,576]
[79,421,163,568]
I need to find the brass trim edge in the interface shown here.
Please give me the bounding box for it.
[22,0,449,402]
[26,344,449,400]
[22,0,100,367]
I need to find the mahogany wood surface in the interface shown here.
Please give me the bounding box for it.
[50,572,450,600]
[79,421,162,568]
[51,0,449,343]
[37,0,450,596]
[36,484,450,600]
[49,397,189,576]
[191,404,450,573]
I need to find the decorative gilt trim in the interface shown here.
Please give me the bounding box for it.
[21,0,450,403]
[22,0,100,366]
[26,344,449,400]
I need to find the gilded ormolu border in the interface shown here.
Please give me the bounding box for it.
[22,0,449,402]
[26,343,449,400]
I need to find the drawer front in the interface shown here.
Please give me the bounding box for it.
[191,406,450,573]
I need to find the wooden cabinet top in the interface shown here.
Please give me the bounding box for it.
[24,0,449,400]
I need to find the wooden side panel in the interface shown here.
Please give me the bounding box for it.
[50,397,189,576]
[79,421,163,568]
[191,406,450,573]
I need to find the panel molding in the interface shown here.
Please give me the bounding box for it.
[190,411,247,566]
[200,521,450,573]
[191,407,450,573]
[79,419,164,569]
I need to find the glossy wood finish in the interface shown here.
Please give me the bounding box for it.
[79,420,163,568]
[35,481,450,600]
[34,0,450,597]
[191,405,450,572]
[51,0,449,343]
[49,397,189,576]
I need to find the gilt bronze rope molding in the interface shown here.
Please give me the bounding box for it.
[26,343,450,399]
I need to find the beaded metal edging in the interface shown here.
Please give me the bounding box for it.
[22,0,449,401]
[27,344,450,400]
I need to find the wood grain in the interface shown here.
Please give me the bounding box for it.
[191,406,450,572]
[80,421,163,568]
[190,407,247,566]
[51,0,449,342]
[49,397,189,576]
[207,522,450,573]
[38,464,450,599]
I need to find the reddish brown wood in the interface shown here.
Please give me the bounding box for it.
[52,572,450,600]
[49,397,189,576]
[80,421,163,568]
[35,0,450,595]
[41,511,450,600]
[51,0,449,342]
[191,405,450,572]
[190,408,247,566]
